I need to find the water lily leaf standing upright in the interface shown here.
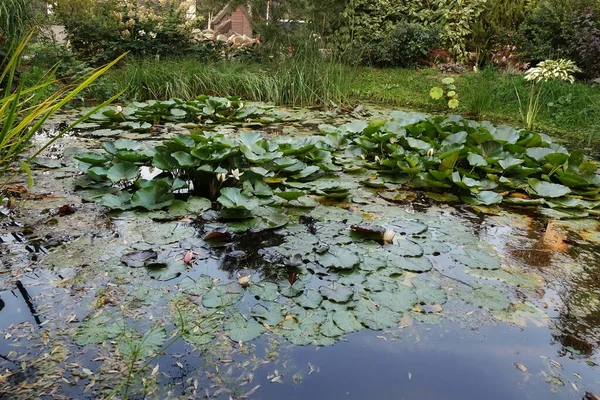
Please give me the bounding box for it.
[518,59,581,131]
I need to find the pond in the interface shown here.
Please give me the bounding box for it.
[1,102,599,399]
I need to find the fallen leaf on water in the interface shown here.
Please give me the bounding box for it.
[514,363,527,372]
[585,392,600,400]
[573,373,582,380]
[240,385,260,398]
[408,372,412,380]
[284,315,298,324]
[308,362,318,375]
[81,368,93,376]
[151,364,159,377]
[376,335,387,341]
[550,359,563,369]
[572,382,579,391]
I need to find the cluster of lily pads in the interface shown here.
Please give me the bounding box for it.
[74,206,516,348]
[75,107,600,219]
[321,111,600,217]
[83,95,286,131]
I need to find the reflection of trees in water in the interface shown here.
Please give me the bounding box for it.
[216,230,289,281]
[552,263,600,356]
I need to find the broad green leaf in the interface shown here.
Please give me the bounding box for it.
[528,178,571,198]
[319,285,354,303]
[107,161,139,183]
[452,248,501,270]
[217,187,259,210]
[131,181,175,210]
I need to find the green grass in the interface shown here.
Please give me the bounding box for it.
[351,67,600,156]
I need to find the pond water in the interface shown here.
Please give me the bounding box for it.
[1,104,599,399]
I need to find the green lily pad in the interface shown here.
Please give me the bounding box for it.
[295,289,323,309]
[319,284,354,303]
[456,283,511,311]
[146,260,187,281]
[316,246,361,270]
[202,284,244,308]
[249,282,280,302]
[354,298,401,330]
[527,178,571,198]
[452,248,501,270]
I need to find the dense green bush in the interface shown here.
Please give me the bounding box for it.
[54,0,206,64]
[338,0,486,61]
[574,11,600,80]
[518,0,600,61]
[366,22,441,68]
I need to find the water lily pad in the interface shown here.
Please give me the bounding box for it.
[75,316,124,345]
[146,260,187,281]
[319,284,354,303]
[452,248,501,270]
[354,298,400,330]
[332,309,363,333]
[456,283,511,311]
[295,289,323,309]
[121,250,157,268]
[178,275,214,296]
[413,277,447,305]
[316,246,361,270]
[370,286,418,313]
[395,256,433,272]
[527,179,571,198]
[249,282,280,302]
[202,284,244,308]
[251,303,283,326]
[225,313,267,342]
[320,315,345,337]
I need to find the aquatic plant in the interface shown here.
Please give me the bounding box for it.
[75,104,600,221]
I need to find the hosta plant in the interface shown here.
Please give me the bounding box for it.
[517,59,581,131]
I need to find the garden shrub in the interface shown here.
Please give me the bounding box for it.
[518,0,600,62]
[54,0,204,64]
[366,22,441,68]
[338,0,486,61]
[574,11,600,80]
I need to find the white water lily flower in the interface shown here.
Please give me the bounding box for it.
[383,229,396,244]
[389,137,398,144]
[374,156,381,163]
[115,105,123,114]
[237,273,251,287]
[360,154,366,160]
[427,148,434,157]
[216,172,227,182]
[229,169,243,180]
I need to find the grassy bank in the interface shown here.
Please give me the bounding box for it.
[352,67,600,154]
[80,59,600,154]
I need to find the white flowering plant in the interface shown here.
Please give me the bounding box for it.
[55,0,204,64]
[517,59,581,131]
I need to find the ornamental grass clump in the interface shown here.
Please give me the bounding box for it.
[0,32,123,189]
[518,59,581,131]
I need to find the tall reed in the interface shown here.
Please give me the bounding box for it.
[90,43,351,107]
